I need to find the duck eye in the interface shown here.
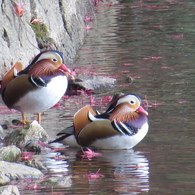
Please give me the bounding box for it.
[130,100,135,104]
[52,58,58,62]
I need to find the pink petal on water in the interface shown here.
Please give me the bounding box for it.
[168,34,184,38]
[25,182,46,190]
[84,16,93,23]
[176,100,188,104]
[161,66,171,69]
[152,25,164,28]
[123,63,134,66]
[152,102,165,106]
[85,168,104,179]
[133,76,141,78]
[131,6,141,8]
[86,25,93,31]
[143,57,163,60]
[103,96,112,102]
[81,148,102,160]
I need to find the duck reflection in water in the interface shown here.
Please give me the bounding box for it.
[50,147,149,194]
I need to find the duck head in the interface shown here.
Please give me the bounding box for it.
[107,94,148,123]
[18,50,72,79]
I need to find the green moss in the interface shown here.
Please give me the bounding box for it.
[29,21,56,49]
[29,22,49,38]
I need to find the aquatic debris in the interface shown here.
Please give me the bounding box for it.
[131,3,169,9]
[142,97,164,108]
[151,102,165,106]
[90,95,95,106]
[161,66,172,69]
[85,89,93,95]
[169,2,185,5]
[123,63,134,66]
[86,25,93,32]
[152,25,164,28]
[37,142,49,147]
[25,182,46,191]
[50,147,67,153]
[85,168,104,179]
[84,16,93,23]
[145,5,170,9]
[81,147,102,160]
[133,75,141,79]
[176,100,188,104]
[168,34,184,38]
[143,57,164,60]
[20,152,35,161]
[52,102,64,110]
[102,96,112,103]
[143,101,165,108]
[121,70,130,73]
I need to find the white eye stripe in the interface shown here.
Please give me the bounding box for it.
[36,52,61,63]
[116,95,140,106]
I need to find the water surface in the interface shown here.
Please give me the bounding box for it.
[1,0,195,194]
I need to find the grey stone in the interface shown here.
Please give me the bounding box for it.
[4,120,49,152]
[0,145,21,162]
[76,76,116,90]
[0,172,10,186]
[40,176,72,188]
[0,185,20,195]
[25,159,47,170]
[0,161,43,179]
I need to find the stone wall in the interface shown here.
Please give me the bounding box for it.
[0,0,90,79]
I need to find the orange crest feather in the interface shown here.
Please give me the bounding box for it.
[1,62,23,92]
[109,102,138,123]
[28,60,58,78]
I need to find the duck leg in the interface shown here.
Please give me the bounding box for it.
[37,113,41,124]
[22,112,29,125]
[22,113,41,124]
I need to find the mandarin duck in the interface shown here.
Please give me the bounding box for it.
[53,94,149,149]
[1,50,72,124]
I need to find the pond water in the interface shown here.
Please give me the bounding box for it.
[1,0,195,194]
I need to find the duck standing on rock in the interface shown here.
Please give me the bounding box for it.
[54,93,149,149]
[1,50,72,124]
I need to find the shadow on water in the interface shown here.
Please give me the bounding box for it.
[1,0,195,194]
